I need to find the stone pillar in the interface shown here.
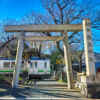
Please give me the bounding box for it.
[83,19,96,76]
[12,32,24,88]
[80,19,96,97]
[63,31,73,89]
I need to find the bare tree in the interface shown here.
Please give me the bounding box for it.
[0,19,18,56]
[39,0,99,73]
[39,0,97,54]
[17,0,99,69]
[0,0,99,61]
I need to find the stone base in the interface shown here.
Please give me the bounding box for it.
[79,75,100,98]
[87,83,100,98]
[80,83,100,98]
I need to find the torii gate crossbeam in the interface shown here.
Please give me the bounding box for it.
[5,24,82,32]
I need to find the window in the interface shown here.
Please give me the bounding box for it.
[35,62,37,68]
[44,62,47,69]
[3,62,10,68]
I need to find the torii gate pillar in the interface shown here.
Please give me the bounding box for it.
[83,19,96,76]
[63,32,73,89]
[12,33,24,88]
[80,19,96,97]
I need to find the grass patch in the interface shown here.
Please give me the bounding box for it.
[58,79,67,83]
[58,80,63,83]
[19,76,23,81]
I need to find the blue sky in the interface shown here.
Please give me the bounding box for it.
[0,0,99,20]
[0,0,43,20]
[0,0,100,53]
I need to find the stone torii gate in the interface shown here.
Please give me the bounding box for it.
[5,19,96,93]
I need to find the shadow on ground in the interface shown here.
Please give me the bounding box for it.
[0,83,100,99]
[30,88,81,98]
[0,84,31,99]
[0,83,81,99]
